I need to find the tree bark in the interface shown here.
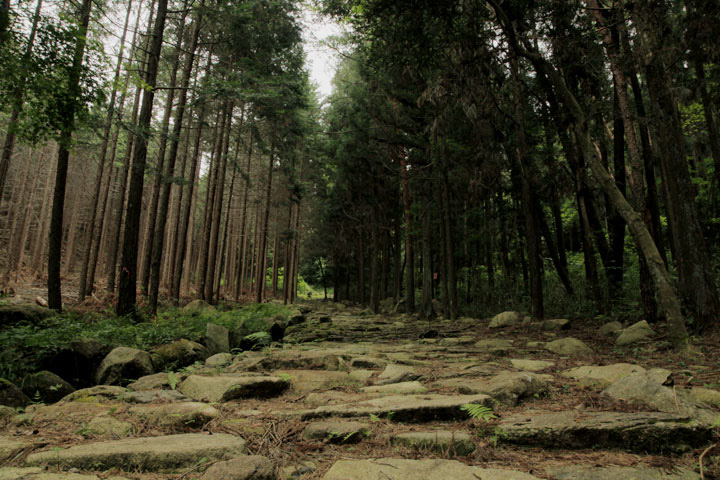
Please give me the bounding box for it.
[116,0,169,316]
[47,0,93,311]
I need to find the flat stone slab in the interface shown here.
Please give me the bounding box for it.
[436,371,548,406]
[178,375,288,402]
[509,359,554,371]
[323,458,540,480]
[391,430,475,456]
[0,468,131,479]
[303,420,370,443]
[302,393,494,423]
[128,402,219,429]
[25,433,247,471]
[544,464,700,480]
[0,437,28,462]
[275,370,354,393]
[499,411,713,453]
[375,364,422,385]
[361,381,427,394]
[561,363,647,387]
[199,455,274,480]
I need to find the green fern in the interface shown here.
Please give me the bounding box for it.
[245,331,271,342]
[461,403,497,422]
[167,372,179,391]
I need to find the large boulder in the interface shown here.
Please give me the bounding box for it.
[128,402,219,430]
[94,347,154,386]
[206,323,230,355]
[233,315,286,348]
[151,339,209,371]
[616,320,655,346]
[603,371,714,423]
[375,364,422,385]
[488,311,523,329]
[0,378,30,407]
[178,375,289,402]
[46,338,112,388]
[0,304,53,328]
[181,299,216,316]
[21,370,75,404]
[544,337,594,357]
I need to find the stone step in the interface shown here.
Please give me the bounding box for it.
[301,393,493,423]
[499,410,713,453]
[322,458,540,480]
[178,374,288,402]
[25,433,247,472]
[545,464,699,480]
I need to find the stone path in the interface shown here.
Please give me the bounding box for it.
[1,304,719,479]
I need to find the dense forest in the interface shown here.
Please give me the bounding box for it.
[1,0,719,350]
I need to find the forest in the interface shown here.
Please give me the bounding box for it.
[1,0,719,351]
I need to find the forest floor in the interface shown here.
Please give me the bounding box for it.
[1,301,720,479]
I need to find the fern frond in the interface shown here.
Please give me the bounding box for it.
[461,403,496,421]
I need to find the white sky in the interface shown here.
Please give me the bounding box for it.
[299,7,343,100]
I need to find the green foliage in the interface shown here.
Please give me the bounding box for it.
[167,372,179,391]
[0,303,291,384]
[460,404,497,422]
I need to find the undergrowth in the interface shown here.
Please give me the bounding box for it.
[0,303,291,383]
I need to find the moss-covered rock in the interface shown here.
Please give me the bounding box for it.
[94,347,154,386]
[0,378,30,407]
[0,304,53,328]
[21,370,75,404]
[181,299,216,316]
[46,338,112,388]
[151,339,209,371]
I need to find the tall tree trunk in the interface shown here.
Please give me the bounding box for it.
[235,130,253,299]
[256,140,274,303]
[116,0,168,316]
[0,0,42,211]
[78,0,134,300]
[47,0,93,311]
[632,0,720,331]
[399,151,414,313]
[140,6,188,295]
[420,199,433,319]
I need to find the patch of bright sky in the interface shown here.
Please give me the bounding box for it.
[299,6,344,100]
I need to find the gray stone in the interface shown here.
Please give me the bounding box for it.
[280,461,317,479]
[544,464,700,480]
[179,374,288,402]
[303,420,370,443]
[689,387,720,408]
[561,363,647,387]
[243,351,346,372]
[302,393,494,423]
[0,378,30,407]
[438,336,476,346]
[94,347,154,386]
[276,370,355,394]
[200,455,274,480]
[544,337,594,357]
[602,371,713,422]
[527,319,570,331]
[0,468,116,480]
[599,321,623,337]
[25,433,247,471]
[151,339,209,371]
[123,388,191,404]
[128,402,219,429]
[361,381,427,394]
[323,459,540,480]
[509,359,554,371]
[349,356,387,369]
[60,386,126,402]
[488,311,524,329]
[616,320,655,346]
[21,370,75,404]
[474,339,514,355]
[391,431,475,456]
[126,372,172,391]
[0,437,27,462]
[86,416,133,437]
[499,410,713,453]
[206,323,230,355]
[0,406,15,419]
[206,352,234,367]
[182,299,216,315]
[375,364,422,385]
[437,371,548,406]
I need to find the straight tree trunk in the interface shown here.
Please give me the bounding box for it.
[256,140,275,303]
[78,0,134,300]
[47,0,93,311]
[235,130,253,299]
[399,151,414,313]
[116,0,169,316]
